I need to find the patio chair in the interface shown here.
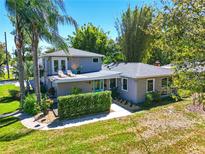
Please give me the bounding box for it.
[58,70,67,78]
[66,70,76,77]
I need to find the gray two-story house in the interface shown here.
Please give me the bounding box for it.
[40,48,121,96]
[41,48,173,104]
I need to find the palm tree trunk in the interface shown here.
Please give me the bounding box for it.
[32,28,41,104]
[15,32,25,104]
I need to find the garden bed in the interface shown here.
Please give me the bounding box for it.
[113,98,141,112]
[35,110,57,124]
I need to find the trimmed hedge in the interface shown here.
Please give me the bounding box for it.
[58,91,112,119]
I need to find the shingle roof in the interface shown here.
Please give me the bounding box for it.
[103,63,173,78]
[41,48,104,57]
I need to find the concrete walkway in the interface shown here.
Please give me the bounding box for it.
[10,104,132,131]
[0,110,20,118]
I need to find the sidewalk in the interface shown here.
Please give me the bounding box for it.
[12,103,132,131]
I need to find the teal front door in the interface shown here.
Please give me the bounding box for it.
[92,80,104,92]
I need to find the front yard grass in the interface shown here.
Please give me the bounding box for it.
[1,98,205,153]
[0,84,20,114]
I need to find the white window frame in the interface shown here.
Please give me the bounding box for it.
[92,57,99,63]
[146,79,155,92]
[109,78,117,89]
[52,57,68,74]
[121,78,128,91]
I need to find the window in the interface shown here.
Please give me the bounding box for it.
[161,78,168,95]
[162,78,168,88]
[109,79,116,89]
[52,57,67,74]
[61,60,66,71]
[93,58,99,63]
[122,78,128,91]
[54,60,58,73]
[146,79,155,92]
[93,80,104,92]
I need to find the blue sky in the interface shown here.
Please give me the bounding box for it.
[0,0,160,54]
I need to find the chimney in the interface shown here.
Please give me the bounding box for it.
[154,60,160,67]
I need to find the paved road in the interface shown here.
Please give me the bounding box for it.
[0,80,29,87]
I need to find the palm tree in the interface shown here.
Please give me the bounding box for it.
[5,0,26,103]
[6,0,77,104]
[23,0,77,103]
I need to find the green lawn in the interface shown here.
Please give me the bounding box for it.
[0,69,15,80]
[1,98,205,153]
[0,84,20,114]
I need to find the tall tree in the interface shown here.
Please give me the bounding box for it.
[6,0,77,103]
[24,0,77,103]
[142,12,174,65]
[0,42,6,76]
[115,6,153,62]
[68,23,124,63]
[162,0,205,100]
[5,0,25,103]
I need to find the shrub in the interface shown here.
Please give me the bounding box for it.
[23,94,40,115]
[145,91,161,105]
[9,89,20,100]
[58,91,112,119]
[171,89,182,102]
[178,89,191,98]
[70,87,82,95]
[40,97,53,115]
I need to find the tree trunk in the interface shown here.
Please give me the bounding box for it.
[32,28,41,104]
[15,32,25,104]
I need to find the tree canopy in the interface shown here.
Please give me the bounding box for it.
[68,23,125,63]
[115,6,154,62]
[162,0,205,94]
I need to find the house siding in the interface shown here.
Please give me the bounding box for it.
[55,81,92,96]
[136,76,168,103]
[117,77,137,103]
[44,56,102,76]
[68,57,102,73]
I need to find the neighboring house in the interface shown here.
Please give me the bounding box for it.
[41,48,173,104]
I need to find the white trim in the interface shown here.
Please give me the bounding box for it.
[121,78,128,92]
[52,74,121,83]
[51,57,68,74]
[146,78,155,92]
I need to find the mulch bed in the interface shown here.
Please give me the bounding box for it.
[187,104,205,115]
[35,111,58,124]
